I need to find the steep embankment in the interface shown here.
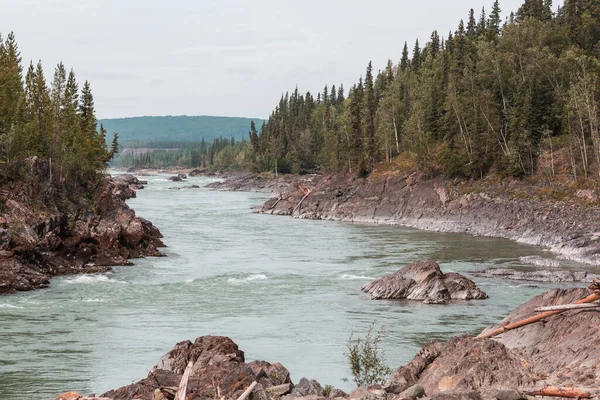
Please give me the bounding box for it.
[215,171,600,265]
[0,159,164,295]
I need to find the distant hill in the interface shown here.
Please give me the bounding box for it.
[99,115,264,144]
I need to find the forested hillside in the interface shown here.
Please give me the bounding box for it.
[100,116,264,143]
[0,32,113,189]
[249,0,600,182]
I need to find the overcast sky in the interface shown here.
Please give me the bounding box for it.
[2,0,528,119]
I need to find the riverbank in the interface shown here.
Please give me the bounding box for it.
[0,160,165,295]
[209,170,600,266]
[60,283,599,399]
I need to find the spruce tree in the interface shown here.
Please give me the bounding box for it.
[467,9,477,39]
[400,42,410,71]
[363,62,376,170]
[411,39,421,70]
[488,0,502,39]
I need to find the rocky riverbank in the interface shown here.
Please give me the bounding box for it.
[218,171,600,265]
[60,284,600,400]
[0,160,165,295]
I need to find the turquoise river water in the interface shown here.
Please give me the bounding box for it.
[0,172,594,399]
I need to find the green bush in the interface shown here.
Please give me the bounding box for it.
[344,323,392,387]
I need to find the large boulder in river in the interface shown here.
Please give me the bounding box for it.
[102,335,293,400]
[361,260,487,304]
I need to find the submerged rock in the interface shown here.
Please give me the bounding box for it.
[361,260,488,304]
[168,173,187,182]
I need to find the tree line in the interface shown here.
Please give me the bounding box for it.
[248,0,600,182]
[113,137,248,170]
[0,32,116,188]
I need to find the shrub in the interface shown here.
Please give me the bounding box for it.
[344,323,392,387]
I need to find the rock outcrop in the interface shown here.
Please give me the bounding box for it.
[102,336,296,400]
[383,286,600,398]
[0,161,164,295]
[361,260,488,304]
[251,171,600,265]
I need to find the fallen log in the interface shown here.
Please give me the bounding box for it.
[525,386,590,398]
[292,190,312,214]
[236,381,258,400]
[534,302,600,312]
[174,361,193,400]
[478,292,600,339]
[269,196,283,210]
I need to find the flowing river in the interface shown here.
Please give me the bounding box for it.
[0,173,592,399]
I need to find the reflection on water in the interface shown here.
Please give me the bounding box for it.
[0,173,594,399]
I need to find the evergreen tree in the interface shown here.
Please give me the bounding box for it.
[467,9,477,39]
[400,42,410,71]
[411,39,421,70]
[363,62,376,170]
[489,0,502,39]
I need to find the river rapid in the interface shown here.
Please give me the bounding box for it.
[0,173,593,399]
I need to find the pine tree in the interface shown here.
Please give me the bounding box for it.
[477,7,487,35]
[467,9,477,39]
[430,31,440,58]
[411,39,421,70]
[349,80,364,174]
[489,0,502,39]
[400,42,410,71]
[542,0,554,21]
[78,80,96,134]
[0,32,23,162]
[363,62,376,170]
[517,0,544,20]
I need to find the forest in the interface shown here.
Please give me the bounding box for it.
[0,32,114,188]
[113,137,248,170]
[248,0,600,183]
[100,116,263,143]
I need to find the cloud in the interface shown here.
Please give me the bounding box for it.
[80,70,141,81]
[224,67,258,75]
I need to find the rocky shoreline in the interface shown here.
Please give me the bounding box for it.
[0,164,165,295]
[59,284,600,400]
[208,171,600,266]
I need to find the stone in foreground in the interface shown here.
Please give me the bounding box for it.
[361,260,488,304]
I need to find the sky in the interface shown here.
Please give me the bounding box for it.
[1,0,529,119]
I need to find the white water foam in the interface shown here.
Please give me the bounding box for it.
[519,255,561,268]
[64,275,125,285]
[228,274,268,284]
[0,303,22,309]
[340,274,376,280]
[82,298,106,303]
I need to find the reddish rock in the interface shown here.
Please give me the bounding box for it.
[361,260,487,304]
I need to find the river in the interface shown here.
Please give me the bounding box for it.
[0,173,591,399]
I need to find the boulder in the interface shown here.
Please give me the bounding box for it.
[168,173,187,182]
[362,260,487,304]
[291,377,325,397]
[104,335,295,400]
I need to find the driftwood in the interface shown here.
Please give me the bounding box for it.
[236,381,258,400]
[534,302,600,312]
[478,292,600,339]
[269,196,283,210]
[292,190,312,214]
[525,386,591,398]
[174,361,193,400]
